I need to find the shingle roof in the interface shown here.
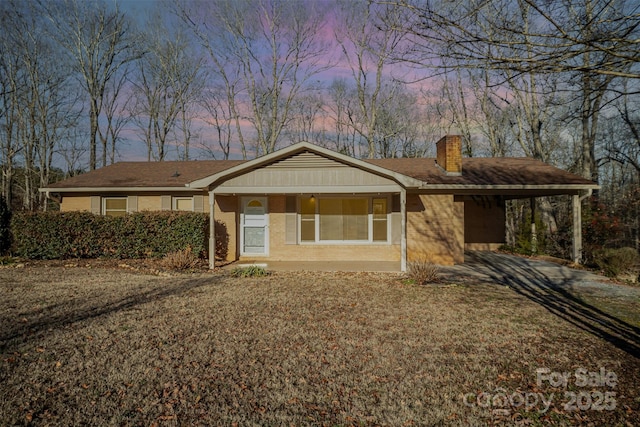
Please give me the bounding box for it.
[46,160,244,188]
[365,157,596,186]
[44,156,596,190]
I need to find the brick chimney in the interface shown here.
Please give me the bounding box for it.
[436,135,462,175]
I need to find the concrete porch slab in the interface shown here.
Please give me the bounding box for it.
[222,260,402,272]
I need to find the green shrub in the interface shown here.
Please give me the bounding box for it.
[231,265,270,277]
[592,247,639,278]
[0,195,11,254]
[10,211,212,260]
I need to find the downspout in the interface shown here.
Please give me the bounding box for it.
[209,190,216,270]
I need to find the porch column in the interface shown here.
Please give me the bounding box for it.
[401,189,407,272]
[209,190,216,270]
[572,194,582,264]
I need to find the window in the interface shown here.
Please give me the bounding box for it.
[173,197,193,211]
[372,198,388,241]
[319,198,368,241]
[300,196,316,242]
[298,196,389,243]
[103,197,127,217]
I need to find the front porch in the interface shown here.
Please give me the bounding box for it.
[223,260,402,272]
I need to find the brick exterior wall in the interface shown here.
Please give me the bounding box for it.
[464,196,506,251]
[407,193,464,265]
[213,195,238,262]
[436,135,462,174]
[60,195,91,212]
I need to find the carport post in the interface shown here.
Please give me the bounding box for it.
[209,190,216,270]
[572,194,582,264]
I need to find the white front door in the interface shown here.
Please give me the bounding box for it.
[240,197,269,256]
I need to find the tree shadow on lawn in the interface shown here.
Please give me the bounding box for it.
[0,275,220,354]
[461,252,640,358]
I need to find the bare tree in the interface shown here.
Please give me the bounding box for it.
[0,6,22,206]
[176,0,248,159]
[400,0,639,181]
[131,22,204,161]
[199,85,235,160]
[283,91,327,145]
[177,0,331,157]
[1,1,79,210]
[99,68,131,165]
[399,0,640,79]
[334,1,411,158]
[327,78,359,156]
[603,85,640,176]
[44,0,138,170]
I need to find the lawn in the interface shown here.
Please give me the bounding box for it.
[1,264,638,426]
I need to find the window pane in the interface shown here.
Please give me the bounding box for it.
[175,198,193,211]
[373,198,387,216]
[319,198,367,241]
[373,221,387,241]
[301,217,315,241]
[244,226,265,251]
[319,198,341,240]
[344,199,367,240]
[104,198,127,217]
[105,198,126,210]
[300,197,315,215]
[373,198,387,241]
[300,197,316,241]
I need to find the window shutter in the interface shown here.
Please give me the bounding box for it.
[127,196,138,213]
[161,195,172,211]
[285,196,297,244]
[193,195,204,212]
[90,196,101,215]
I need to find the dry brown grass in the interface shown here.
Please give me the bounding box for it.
[1,265,638,426]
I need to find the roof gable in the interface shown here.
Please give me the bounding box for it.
[265,151,348,169]
[187,142,423,189]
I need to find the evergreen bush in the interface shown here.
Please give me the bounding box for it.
[10,211,212,260]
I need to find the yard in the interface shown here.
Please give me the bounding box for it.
[1,263,638,426]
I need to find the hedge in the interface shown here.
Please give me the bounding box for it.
[10,211,211,260]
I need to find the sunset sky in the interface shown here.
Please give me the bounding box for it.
[111,0,436,162]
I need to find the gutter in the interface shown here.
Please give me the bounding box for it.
[39,186,201,193]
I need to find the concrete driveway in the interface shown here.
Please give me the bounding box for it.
[439,251,640,357]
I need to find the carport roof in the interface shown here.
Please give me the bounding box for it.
[366,157,597,187]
